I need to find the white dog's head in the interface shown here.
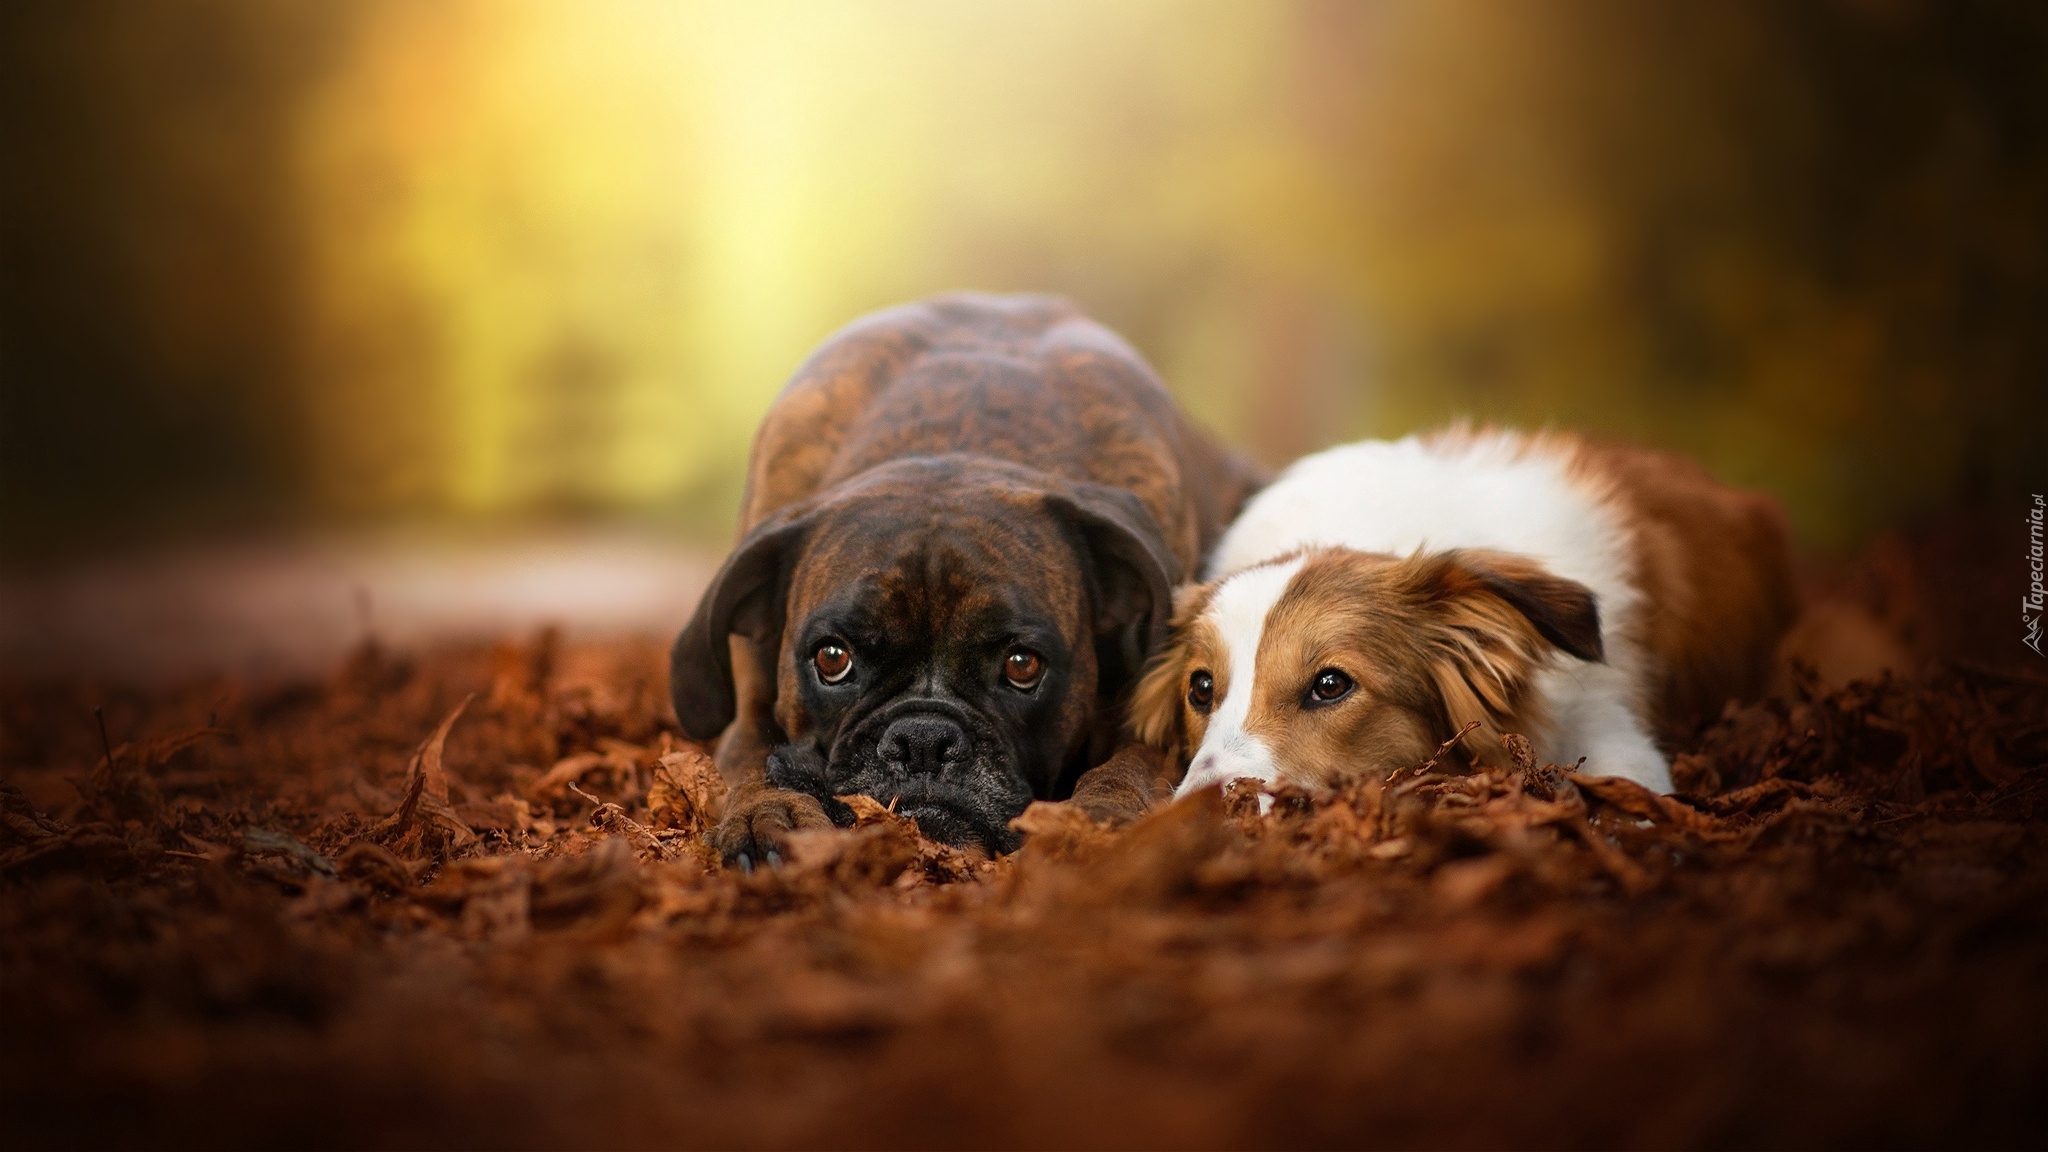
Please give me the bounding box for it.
[1129,546,1604,799]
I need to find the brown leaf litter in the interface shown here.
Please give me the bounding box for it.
[1,572,2045,1148]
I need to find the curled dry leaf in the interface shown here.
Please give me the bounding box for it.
[371,696,477,857]
[647,745,723,832]
[1567,772,1736,839]
[1009,799,1110,861]
[836,792,896,826]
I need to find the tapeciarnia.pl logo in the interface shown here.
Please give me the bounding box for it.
[2028,494,2045,656]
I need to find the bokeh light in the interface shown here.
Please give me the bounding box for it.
[4,0,2042,557]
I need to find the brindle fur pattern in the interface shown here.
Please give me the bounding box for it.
[671,294,1263,862]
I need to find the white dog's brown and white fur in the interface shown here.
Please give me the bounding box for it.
[1132,428,1796,797]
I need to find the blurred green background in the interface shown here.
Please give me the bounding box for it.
[3,0,2043,561]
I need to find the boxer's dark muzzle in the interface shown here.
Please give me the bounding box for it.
[766,696,1032,854]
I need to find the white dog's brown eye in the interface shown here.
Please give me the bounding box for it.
[1307,668,1354,705]
[1004,649,1045,689]
[814,641,853,683]
[1188,670,1214,712]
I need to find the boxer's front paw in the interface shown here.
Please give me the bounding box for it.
[710,785,832,872]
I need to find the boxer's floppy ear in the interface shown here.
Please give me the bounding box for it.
[669,510,812,740]
[1045,482,1181,699]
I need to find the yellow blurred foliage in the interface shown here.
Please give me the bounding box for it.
[294,0,1302,522]
[5,0,2041,553]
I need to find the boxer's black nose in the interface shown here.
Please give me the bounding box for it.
[879,714,966,776]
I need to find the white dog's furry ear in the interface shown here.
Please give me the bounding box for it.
[1124,582,1216,755]
[1394,549,1602,763]
[1127,655,1185,753]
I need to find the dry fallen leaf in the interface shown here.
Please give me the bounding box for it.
[648,745,724,832]
[371,696,477,856]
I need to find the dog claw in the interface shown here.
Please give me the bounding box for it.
[765,849,783,869]
[735,852,754,874]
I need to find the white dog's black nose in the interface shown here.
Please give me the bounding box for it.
[879,714,967,776]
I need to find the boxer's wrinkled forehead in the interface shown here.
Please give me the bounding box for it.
[783,490,1088,643]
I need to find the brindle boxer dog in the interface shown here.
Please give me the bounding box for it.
[671,293,1263,867]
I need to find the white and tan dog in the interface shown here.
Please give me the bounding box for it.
[1131,428,1796,798]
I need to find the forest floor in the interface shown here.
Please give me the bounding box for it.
[2,513,2045,1149]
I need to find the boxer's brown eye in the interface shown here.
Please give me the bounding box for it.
[1188,670,1214,712]
[813,642,853,684]
[1004,649,1045,690]
[1306,668,1354,705]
